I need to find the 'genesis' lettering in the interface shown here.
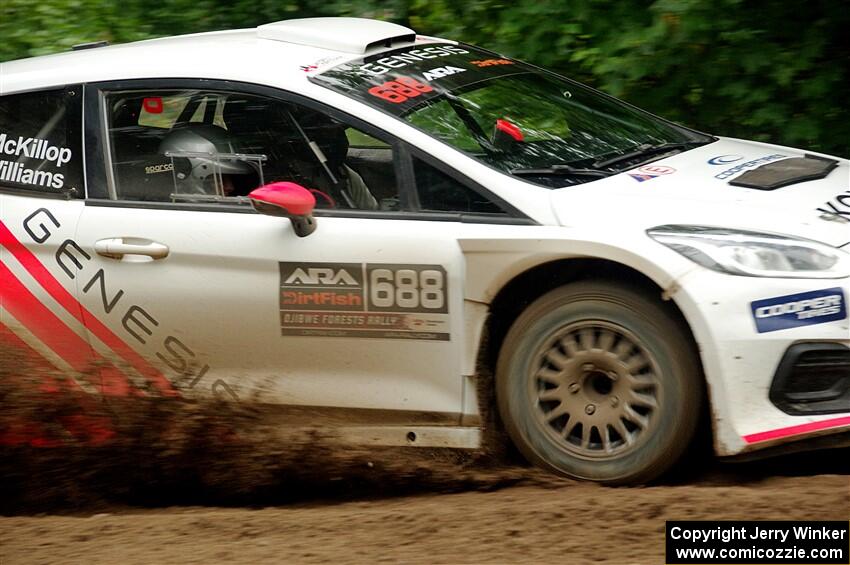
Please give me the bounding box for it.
[352,45,469,77]
[21,210,220,397]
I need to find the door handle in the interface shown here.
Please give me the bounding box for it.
[94,238,170,260]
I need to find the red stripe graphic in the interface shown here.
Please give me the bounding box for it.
[0,322,56,446]
[1,260,102,386]
[0,321,115,447]
[1,261,139,397]
[0,220,176,396]
[0,322,115,447]
[743,416,850,444]
[0,301,135,397]
[0,320,68,392]
[1,261,139,396]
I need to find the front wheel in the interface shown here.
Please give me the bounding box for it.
[496,281,703,484]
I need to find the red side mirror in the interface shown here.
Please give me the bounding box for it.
[248,182,317,237]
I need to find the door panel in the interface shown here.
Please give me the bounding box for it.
[73,207,466,416]
[0,196,98,390]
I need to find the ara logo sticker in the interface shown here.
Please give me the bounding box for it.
[422,65,466,81]
[707,155,743,165]
[751,288,847,333]
[283,265,360,286]
[279,262,450,340]
[628,165,676,182]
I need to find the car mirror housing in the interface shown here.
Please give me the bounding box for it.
[492,118,524,152]
[248,182,317,237]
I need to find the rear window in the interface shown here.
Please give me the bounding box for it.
[0,87,83,196]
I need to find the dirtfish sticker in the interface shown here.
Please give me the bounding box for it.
[0,133,73,190]
[279,262,450,340]
[751,287,847,333]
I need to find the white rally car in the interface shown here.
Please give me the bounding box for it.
[0,17,847,484]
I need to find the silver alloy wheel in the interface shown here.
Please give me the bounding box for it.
[528,320,663,460]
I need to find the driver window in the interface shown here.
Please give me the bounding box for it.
[413,157,506,215]
[104,89,399,210]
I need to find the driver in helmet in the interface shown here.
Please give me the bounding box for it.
[158,124,260,197]
[293,116,378,211]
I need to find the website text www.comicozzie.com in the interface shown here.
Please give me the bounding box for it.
[673,546,844,562]
[666,521,849,564]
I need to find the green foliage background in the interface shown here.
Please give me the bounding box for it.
[1,0,847,157]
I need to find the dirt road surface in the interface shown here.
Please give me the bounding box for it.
[2,452,848,565]
[1,372,847,564]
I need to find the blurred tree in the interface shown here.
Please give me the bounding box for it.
[0,0,847,157]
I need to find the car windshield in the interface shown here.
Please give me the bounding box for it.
[311,43,713,188]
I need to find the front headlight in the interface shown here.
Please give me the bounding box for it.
[647,225,850,278]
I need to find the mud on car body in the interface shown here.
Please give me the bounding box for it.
[0,17,848,484]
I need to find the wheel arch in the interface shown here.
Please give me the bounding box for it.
[467,253,715,459]
[482,257,696,366]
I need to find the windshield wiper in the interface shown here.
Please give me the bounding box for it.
[510,164,613,178]
[593,141,707,170]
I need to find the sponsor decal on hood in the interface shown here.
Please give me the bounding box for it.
[628,164,676,182]
[714,153,787,180]
[707,155,743,165]
[817,189,850,222]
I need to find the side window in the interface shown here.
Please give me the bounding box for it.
[137,94,226,130]
[285,103,399,211]
[413,157,506,215]
[103,89,399,210]
[0,88,83,196]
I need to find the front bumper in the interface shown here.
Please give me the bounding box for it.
[671,270,850,456]
[769,342,850,416]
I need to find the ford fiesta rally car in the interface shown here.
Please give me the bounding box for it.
[0,17,848,484]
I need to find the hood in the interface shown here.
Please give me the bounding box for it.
[550,137,850,248]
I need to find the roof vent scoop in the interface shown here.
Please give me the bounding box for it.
[257,17,415,54]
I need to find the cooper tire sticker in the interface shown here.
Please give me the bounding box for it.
[750,287,847,333]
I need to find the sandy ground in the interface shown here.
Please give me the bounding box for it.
[1,453,848,565]
[1,360,848,564]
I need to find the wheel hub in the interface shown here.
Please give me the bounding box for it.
[529,321,662,460]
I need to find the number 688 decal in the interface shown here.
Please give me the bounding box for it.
[366,264,448,314]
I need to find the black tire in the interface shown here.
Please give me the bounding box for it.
[495,281,703,485]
